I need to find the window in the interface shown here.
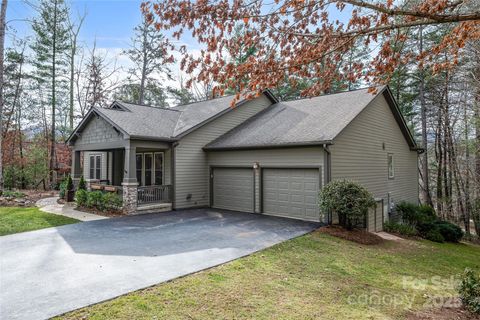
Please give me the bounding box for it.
[136,152,164,186]
[144,154,153,186]
[388,154,394,179]
[89,155,102,180]
[136,154,143,186]
[154,153,164,185]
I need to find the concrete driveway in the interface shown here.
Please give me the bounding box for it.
[0,208,319,320]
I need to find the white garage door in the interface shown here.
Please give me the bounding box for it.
[263,168,320,221]
[212,168,254,213]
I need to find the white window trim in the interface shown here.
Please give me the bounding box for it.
[136,152,164,186]
[388,153,395,179]
[89,154,102,180]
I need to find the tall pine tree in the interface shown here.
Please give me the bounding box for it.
[122,16,172,106]
[30,0,70,187]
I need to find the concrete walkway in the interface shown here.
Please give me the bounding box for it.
[36,197,108,221]
[0,208,319,320]
[374,231,404,241]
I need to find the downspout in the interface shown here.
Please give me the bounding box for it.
[323,144,332,184]
[171,142,178,210]
[323,143,332,224]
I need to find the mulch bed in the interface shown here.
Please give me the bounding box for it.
[75,206,125,218]
[0,189,57,207]
[318,225,384,245]
[406,305,480,320]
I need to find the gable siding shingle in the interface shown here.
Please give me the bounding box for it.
[75,116,123,146]
[174,94,272,209]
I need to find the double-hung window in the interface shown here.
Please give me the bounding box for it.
[89,155,101,180]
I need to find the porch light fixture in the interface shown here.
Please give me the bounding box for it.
[253,162,260,169]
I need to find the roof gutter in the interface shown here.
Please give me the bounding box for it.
[322,143,333,225]
[203,140,334,152]
[411,146,425,154]
[130,135,178,143]
[322,143,332,184]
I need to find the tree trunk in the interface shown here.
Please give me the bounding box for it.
[443,70,453,221]
[476,79,480,201]
[464,101,471,236]
[50,0,58,188]
[0,0,8,191]
[418,26,433,207]
[475,79,480,236]
[69,41,75,131]
[435,110,444,217]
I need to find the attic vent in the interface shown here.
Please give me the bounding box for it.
[110,104,125,111]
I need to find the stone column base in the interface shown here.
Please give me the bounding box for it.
[122,182,139,214]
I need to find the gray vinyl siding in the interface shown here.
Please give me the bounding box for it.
[174,94,272,209]
[75,116,124,146]
[329,93,418,218]
[207,147,325,213]
[83,151,108,181]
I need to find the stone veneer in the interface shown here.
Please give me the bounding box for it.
[122,182,138,214]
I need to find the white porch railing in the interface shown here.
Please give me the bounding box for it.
[137,185,172,205]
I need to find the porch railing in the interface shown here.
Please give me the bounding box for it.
[137,185,172,205]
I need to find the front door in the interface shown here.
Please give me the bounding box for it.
[136,152,164,186]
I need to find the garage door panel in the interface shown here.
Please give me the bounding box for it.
[304,182,317,191]
[263,168,320,221]
[213,168,254,213]
[290,182,302,190]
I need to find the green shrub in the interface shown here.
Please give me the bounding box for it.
[75,189,88,207]
[78,190,122,212]
[417,222,436,237]
[458,268,480,314]
[78,176,86,191]
[396,202,436,226]
[384,222,417,236]
[103,192,122,211]
[424,229,444,243]
[417,204,437,223]
[319,180,376,230]
[59,180,67,199]
[1,190,26,198]
[434,221,463,242]
[66,175,74,191]
[396,201,419,226]
[86,191,105,211]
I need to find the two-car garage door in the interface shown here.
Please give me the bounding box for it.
[212,167,320,221]
[212,168,254,213]
[263,168,320,221]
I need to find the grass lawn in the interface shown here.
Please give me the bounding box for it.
[58,231,480,320]
[0,206,79,236]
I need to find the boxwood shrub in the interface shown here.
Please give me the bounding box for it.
[434,221,463,242]
[76,189,122,212]
[458,268,480,314]
[395,202,463,243]
[424,229,444,243]
[319,180,376,230]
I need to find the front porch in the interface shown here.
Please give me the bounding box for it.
[71,140,174,214]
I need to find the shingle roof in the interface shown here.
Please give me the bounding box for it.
[94,102,181,140]
[91,95,237,140]
[204,86,386,150]
[170,95,236,136]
